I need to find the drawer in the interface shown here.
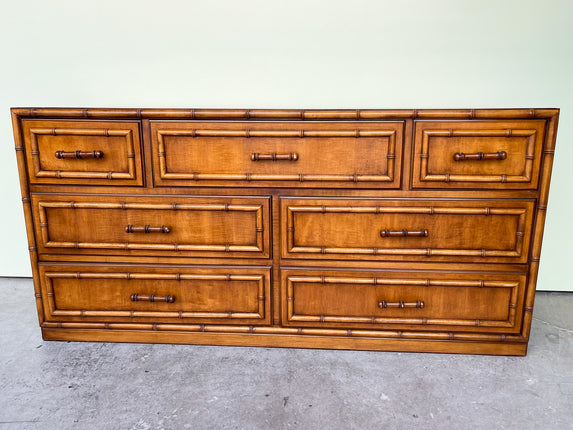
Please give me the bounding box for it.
[412,120,546,189]
[22,120,143,186]
[39,265,271,325]
[281,198,534,263]
[281,269,526,333]
[150,121,403,188]
[32,194,270,259]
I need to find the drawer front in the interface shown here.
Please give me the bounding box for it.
[32,195,270,259]
[151,121,403,188]
[412,120,546,189]
[22,120,143,186]
[281,269,526,333]
[39,265,271,324]
[281,198,534,263]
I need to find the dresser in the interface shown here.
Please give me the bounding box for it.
[12,108,559,355]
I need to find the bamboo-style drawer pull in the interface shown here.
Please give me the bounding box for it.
[380,229,428,238]
[55,150,104,159]
[130,294,175,303]
[453,151,507,161]
[378,300,424,309]
[125,225,171,234]
[251,152,299,161]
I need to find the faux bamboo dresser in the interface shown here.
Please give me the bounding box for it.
[12,107,559,356]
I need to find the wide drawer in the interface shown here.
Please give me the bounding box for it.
[412,120,546,189]
[32,194,270,259]
[150,121,403,188]
[39,265,271,324]
[281,269,526,333]
[22,120,143,186]
[280,198,534,263]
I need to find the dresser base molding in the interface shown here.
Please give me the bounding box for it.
[41,327,527,356]
[13,107,559,356]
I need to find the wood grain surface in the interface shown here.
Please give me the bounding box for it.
[11,107,559,355]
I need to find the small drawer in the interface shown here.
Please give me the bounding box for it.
[412,120,546,189]
[22,120,144,186]
[150,121,403,188]
[281,269,526,333]
[281,198,534,263]
[39,265,271,325]
[32,194,270,259]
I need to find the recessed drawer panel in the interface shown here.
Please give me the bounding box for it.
[281,198,534,263]
[412,120,546,189]
[281,269,526,333]
[150,121,403,188]
[22,120,143,186]
[32,195,270,259]
[40,265,271,325]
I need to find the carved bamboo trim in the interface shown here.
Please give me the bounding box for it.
[37,201,265,254]
[156,129,396,183]
[285,205,528,259]
[12,107,559,120]
[521,112,559,339]
[285,276,519,328]
[29,128,136,180]
[12,111,45,325]
[420,129,537,183]
[159,129,396,138]
[43,272,266,320]
[40,321,526,343]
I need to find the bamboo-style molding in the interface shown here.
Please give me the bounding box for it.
[420,129,537,183]
[37,200,265,254]
[39,321,527,344]
[158,129,397,138]
[285,205,528,259]
[43,271,267,320]
[521,111,559,340]
[12,111,45,325]
[28,128,137,180]
[156,129,396,183]
[11,107,560,120]
[285,276,519,328]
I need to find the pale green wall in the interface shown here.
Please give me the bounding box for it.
[0,0,571,291]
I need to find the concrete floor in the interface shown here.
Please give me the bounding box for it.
[0,278,572,430]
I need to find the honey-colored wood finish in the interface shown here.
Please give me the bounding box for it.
[12,107,559,356]
[150,121,403,188]
[21,120,144,186]
[31,194,270,259]
[280,269,525,332]
[412,120,546,189]
[39,265,271,325]
[280,198,534,263]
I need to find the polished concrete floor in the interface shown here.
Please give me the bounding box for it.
[1,278,572,430]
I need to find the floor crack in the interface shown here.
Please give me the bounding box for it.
[533,317,573,334]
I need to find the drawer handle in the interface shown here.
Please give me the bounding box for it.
[130,294,176,303]
[251,152,299,161]
[380,229,428,238]
[125,225,171,234]
[378,300,424,309]
[453,151,507,161]
[55,150,104,159]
